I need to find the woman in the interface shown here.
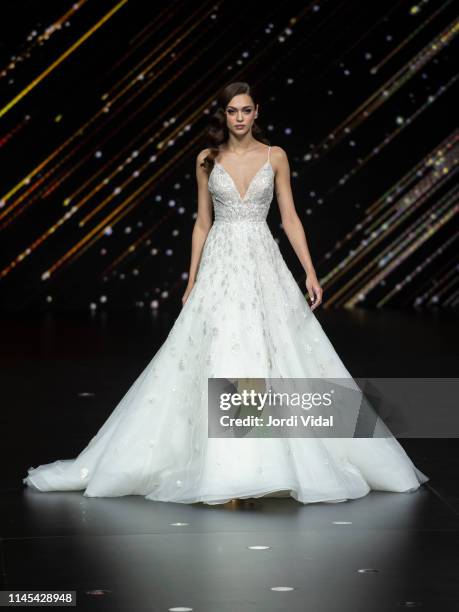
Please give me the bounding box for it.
[23,82,429,505]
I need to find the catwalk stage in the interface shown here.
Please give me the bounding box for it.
[1,308,458,611]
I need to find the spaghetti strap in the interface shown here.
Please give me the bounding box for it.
[267,146,271,162]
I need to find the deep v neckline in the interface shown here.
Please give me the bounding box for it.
[214,150,272,203]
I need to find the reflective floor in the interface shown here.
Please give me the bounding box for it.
[1,309,458,611]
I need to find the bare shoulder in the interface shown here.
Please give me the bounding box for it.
[269,145,289,174]
[270,145,288,162]
[196,147,213,166]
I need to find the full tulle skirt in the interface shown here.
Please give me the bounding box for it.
[23,220,429,504]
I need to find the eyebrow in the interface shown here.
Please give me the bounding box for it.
[226,105,253,110]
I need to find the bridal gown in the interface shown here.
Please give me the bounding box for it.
[23,145,429,505]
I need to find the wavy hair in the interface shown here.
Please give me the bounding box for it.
[199,82,270,174]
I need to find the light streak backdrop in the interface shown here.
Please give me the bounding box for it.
[0,0,457,311]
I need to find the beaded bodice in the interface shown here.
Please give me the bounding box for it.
[208,146,275,222]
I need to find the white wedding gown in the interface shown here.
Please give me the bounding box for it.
[23,145,429,505]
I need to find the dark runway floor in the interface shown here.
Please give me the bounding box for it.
[1,308,458,611]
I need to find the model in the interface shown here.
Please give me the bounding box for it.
[23,82,429,505]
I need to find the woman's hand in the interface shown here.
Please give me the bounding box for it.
[305,271,323,311]
[181,281,195,306]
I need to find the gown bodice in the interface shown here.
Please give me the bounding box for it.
[208,148,275,223]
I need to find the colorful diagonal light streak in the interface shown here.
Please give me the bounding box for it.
[0,0,130,120]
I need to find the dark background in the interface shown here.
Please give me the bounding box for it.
[0,0,457,312]
[1,10,458,608]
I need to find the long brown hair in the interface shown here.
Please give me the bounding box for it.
[199,82,270,174]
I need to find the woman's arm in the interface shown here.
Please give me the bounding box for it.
[182,149,213,305]
[272,146,323,310]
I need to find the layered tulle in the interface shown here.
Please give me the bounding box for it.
[23,219,429,504]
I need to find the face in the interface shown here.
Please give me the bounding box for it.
[225,94,258,135]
